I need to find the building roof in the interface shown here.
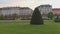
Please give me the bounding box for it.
[52,8,60,10]
[37,4,52,8]
[40,5,51,7]
[0,7,20,10]
[0,7,33,11]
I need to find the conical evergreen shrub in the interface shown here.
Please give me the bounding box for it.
[30,7,44,25]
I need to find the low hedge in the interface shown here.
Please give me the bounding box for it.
[54,18,60,22]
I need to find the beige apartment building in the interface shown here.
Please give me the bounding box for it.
[37,4,52,19]
[0,7,33,20]
[0,7,33,15]
[52,8,60,18]
[52,8,60,15]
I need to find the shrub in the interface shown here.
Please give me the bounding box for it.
[48,12,54,20]
[30,7,44,25]
[54,16,60,22]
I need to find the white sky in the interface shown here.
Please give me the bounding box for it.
[0,0,60,10]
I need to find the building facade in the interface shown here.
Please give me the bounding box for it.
[0,7,33,20]
[0,7,33,15]
[37,4,52,19]
[52,8,60,14]
[52,8,60,18]
[38,4,52,14]
[1,7,20,16]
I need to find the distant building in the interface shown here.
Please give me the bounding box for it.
[52,8,60,15]
[52,8,60,18]
[0,7,33,16]
[0,7,33,20]
[19,7,33,16]
[38,4,52,14]
[37,4,52,19]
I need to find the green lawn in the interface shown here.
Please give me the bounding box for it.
[0,20,60,34]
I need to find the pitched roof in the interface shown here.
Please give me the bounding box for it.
[0,7,33,11]
[37,4,52,8]
[52,8,60,10]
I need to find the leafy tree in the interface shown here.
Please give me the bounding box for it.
[30,7,44,25]
[48,12,54,20]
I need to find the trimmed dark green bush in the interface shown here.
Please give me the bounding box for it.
[54,16,60,22]
[54,19,60,22]
[30,7,44,25]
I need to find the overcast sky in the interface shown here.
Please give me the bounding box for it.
[0,0,60,10]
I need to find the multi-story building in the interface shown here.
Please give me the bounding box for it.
[1,7,20,15]
[52,8,60,14]
[0,7,33,15]
[38,4,52,14]
[37,4,52,19]
[0,7,33,20]
[52,8,60,18]
[19,7,33,16]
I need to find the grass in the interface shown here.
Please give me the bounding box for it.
[0,20,60,34]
